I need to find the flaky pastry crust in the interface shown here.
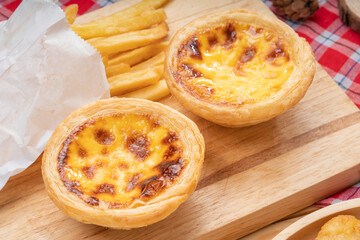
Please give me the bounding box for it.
[42,98,204,229]
[164,10,316,127]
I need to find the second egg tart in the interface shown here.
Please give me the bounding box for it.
[42,98,204,229]
[165,10,316,127]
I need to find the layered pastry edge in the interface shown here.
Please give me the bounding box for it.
[42,98,205,229]
[165,10,316,127]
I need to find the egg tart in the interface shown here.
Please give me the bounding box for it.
[165,10,316,127]
[42,98,204,229]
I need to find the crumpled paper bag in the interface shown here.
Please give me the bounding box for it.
[0,0,110,190]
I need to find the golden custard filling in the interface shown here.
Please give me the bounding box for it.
[173,22,294,104]
[58,113,184,209]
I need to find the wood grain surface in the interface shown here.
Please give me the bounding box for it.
[1,0,360,239]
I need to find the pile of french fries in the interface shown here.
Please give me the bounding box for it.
[64,0,170,101]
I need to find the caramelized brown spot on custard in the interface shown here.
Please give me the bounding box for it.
[162,131,179,144]
[78,147,88,158]
[224,23,236,48]
[234,46,257,75]
[159,158,184,181]
[86,196,99,206]
[125,132,150,161]
[152,120,161,128]
[187,37,202,60]
[64,180,82,196]
[266,41,289,63]
[180,64,203,79]
[240,46,257,63]
[126,173,142,192]
[177,35,202,60]
[82,166,95,179]
[164,145,179,159]
[94,129,115,145]
[248,26,263,35]
[94,183,116,195]
[141,176,166,197]
[178,36,194,58]
[143,113,161,128]
[58,138,71,169]
[208,34,218,48]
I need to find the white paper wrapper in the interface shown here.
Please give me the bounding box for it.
[0,0,110,190]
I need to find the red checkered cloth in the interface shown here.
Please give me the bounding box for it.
[1,0,359,207]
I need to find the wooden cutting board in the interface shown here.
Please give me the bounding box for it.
[1,0,360,239]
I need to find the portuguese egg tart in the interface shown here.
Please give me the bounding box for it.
[42,98,204,229]
[164,10,316,127]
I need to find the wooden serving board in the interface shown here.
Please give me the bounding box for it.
[1,0,360,239]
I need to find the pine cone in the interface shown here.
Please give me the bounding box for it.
[272,0,319,21]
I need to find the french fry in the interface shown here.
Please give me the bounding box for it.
[106,63,131,78]
[89,0,169,25]
[109,41,168,66]
[131,51,165,72]
[64,4,78,25]
[72,9,167,39]
[88,22,168,55]
[102,55,108,67]
[109,65,163,96]
[122,79,170,101]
